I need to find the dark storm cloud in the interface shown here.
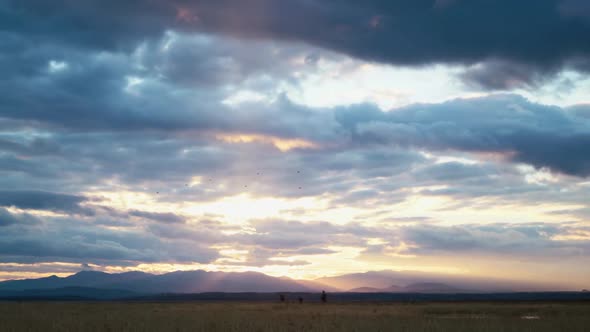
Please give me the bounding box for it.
[0,31,334,137]
[0,155,56,178]
[4,2,590,179]
[0,237,157,264]
[0,208,39,227]
[459,60,560,90]
[0,208,20,227]
[0,0,173,51]
[459,59,590,91]
[0,137,61,156]
[128,210,186,224]
[341,94,590,176]
[3,0,590,88]
[0,215,220,265]
[138,33,328,88]
[413,162,490,182]
[0,59,342,197]
[559,0,590,17]
[0,263,89,274]
[374,158,581,211]
[241,220,590,261]
[0,213,363,267]
[0,190,89,214]
[400,223,590,258]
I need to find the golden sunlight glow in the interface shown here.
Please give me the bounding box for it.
[182,194,320,225]
[189,176,203,186]
[366,238,388,245]
[272,246,465,281]
[85,190,157,210]
[552,228,590,241]
[216,249,249,264]
[214,133,318,152]
[62,182,589,288]
[5,206,65,218]
[0,262,87,281]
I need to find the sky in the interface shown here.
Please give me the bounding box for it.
[0,0,589,289]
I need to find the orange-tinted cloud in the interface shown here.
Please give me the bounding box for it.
[214,133,318,152]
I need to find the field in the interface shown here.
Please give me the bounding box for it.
[1,301,589,331]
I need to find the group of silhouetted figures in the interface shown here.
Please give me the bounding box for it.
[279,291,327,304]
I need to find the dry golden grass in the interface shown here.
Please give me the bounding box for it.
[0,301,589,331]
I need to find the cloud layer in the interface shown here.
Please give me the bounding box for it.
[0,0,588,287]
[4,0,590,89]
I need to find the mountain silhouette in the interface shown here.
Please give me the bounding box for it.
[0,269,573,300]
[315,270,565,292]
[349,285,403,293]
[403,282,465,293]
[0,270,321,295]
[349,283,464,293]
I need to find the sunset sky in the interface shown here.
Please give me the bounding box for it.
[1,0,589,289]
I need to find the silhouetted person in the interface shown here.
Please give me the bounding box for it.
[298,296,303,304]
[279,294,285,303]
[321,290,327,303]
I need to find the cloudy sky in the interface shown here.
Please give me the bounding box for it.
[1,0,589,289]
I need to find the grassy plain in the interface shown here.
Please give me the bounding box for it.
[1,301,589,331]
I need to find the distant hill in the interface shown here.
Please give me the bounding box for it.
[0,271,151,291]
[403,282,465,293]
[289,278,340,292]
[349,283,464,293]
[315,270,565,293]
[348,286,385,293]
[349,285,403,293]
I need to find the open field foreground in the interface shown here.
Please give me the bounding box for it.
[1,302,589,332]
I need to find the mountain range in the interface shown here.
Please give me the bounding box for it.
[0,270,322,294]
[0,269,574,300]
[314,270,565,293]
